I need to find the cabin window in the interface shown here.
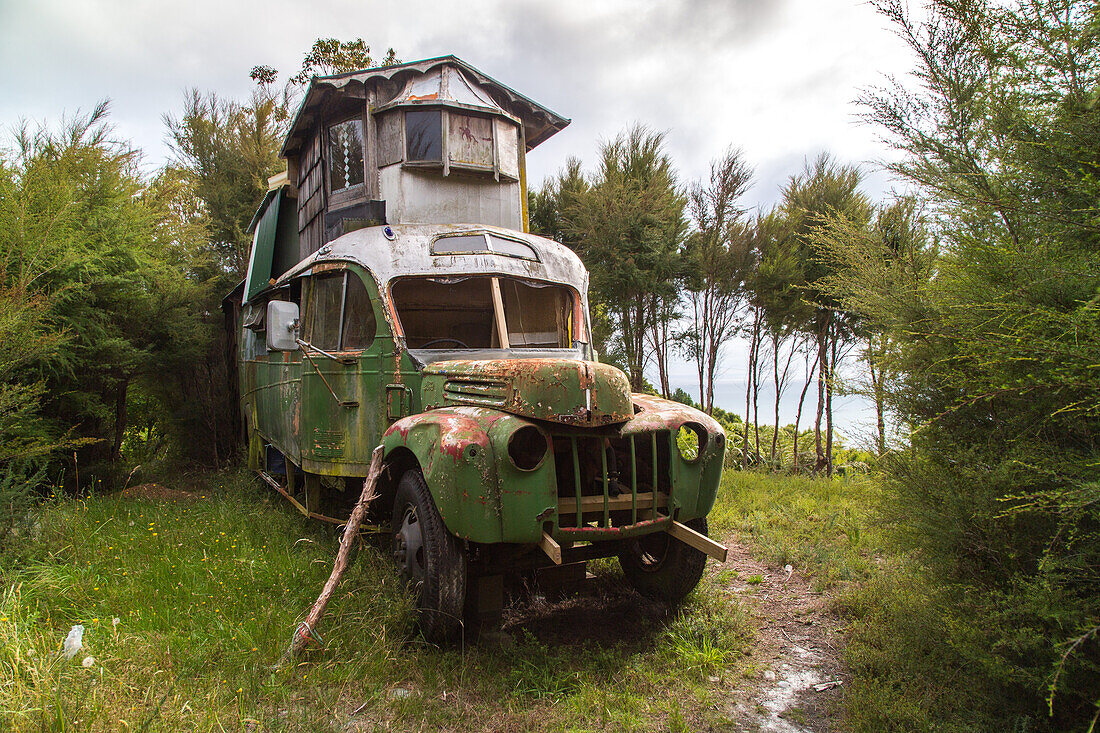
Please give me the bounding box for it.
[405,109,442,162]
[431,234,489,254]
[495,118,520,179]
[391,108,520,180]
[448,113,493,168]
[326,118,365,200]
[341,273,376,350]
[304,271,376,351]
[430,232,538,260]
[391,276,574,350]
[488,235,537,260]
[306,273,343,350]
[392,277,494,349]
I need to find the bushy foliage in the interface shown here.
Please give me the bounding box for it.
[541,125,686,392]
[0,272,69,549]
[821,0,1100,727]
[0,104,199,490]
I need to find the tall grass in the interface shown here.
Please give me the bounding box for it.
[1,468,755,731]
[711,471,881,590]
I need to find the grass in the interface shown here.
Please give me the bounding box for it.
[710,471,881,590]
[0,468,757,732]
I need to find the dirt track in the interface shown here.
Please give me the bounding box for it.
[710,538,846,732]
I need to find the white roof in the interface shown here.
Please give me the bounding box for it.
[275,223,590,297]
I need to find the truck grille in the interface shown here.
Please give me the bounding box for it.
[552,431,672,533]
[442,378,508,407]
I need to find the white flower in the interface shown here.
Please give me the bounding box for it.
[81,656,95,668]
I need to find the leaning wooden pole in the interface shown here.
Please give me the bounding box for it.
[280,445,384,665]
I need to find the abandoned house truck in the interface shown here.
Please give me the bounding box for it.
[228,56,728,641]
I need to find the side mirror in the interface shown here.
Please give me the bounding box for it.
[266,301,300,351]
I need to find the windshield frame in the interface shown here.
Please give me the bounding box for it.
[385,273,589,356]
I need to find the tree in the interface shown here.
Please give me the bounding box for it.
[165,87,287,280]
[529,157,587,248]
[560,125,686,391]
[816,197,934,454]
[778,154,870,474]
[680,147,753,414]
[288,39,398,86]
[0,103,198,486]
[827,0,1100,726]
[160,39,403,466]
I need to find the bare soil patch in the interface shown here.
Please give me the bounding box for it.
[712,536,846,732]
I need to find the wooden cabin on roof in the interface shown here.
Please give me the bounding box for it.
[244,56,570,305]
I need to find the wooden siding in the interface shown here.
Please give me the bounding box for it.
[296,132,325,260]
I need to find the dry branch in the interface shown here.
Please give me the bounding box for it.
[279,445,383,665]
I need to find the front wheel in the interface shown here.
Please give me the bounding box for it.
[392,470,466,643]
[619,517,708,604]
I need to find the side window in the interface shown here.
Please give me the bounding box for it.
[305,271,376,352]
[307,273,344,350]
[326,117,365,203]
[405,109,442,162]
[341,273,376,350]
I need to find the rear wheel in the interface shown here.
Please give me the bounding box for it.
[392,470,466,643]
[619,517,708,604]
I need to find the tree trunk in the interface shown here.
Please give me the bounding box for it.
[742,311,758,469]
[751,318,761,464]
[825,328,836,477]
[112,377,130,460]
[867,335,886,455]
[771,332,780,467]
[793,350,819,473]
[646,293,672,399]
[814,315,828,472]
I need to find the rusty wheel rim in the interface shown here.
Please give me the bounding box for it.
[394,506,426,586]
[633,532,671,573]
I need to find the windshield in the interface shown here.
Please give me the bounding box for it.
[391,276,578,349]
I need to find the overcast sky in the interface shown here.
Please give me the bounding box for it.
[0,0,917,442]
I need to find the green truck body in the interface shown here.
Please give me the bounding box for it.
[234,57,726,641]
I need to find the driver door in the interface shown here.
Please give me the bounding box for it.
[298,265,388,475]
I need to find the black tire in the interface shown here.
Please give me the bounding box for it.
[619,516,708,604]
[392,469,466,643]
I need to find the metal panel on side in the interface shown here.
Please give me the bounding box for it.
[243,192,281,303]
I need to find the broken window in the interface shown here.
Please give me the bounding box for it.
[405,109,442,162]
[499,279,573,348]
[495,118,520,180]
[377,111,404,167]
[306,273,344,350]
[326,118,365,198]
[391,277,494,349]
[391,276,575,350]
[304,271,376,351]
[398,109,520,179]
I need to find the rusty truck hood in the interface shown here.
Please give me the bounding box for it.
[420,358,633,427]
